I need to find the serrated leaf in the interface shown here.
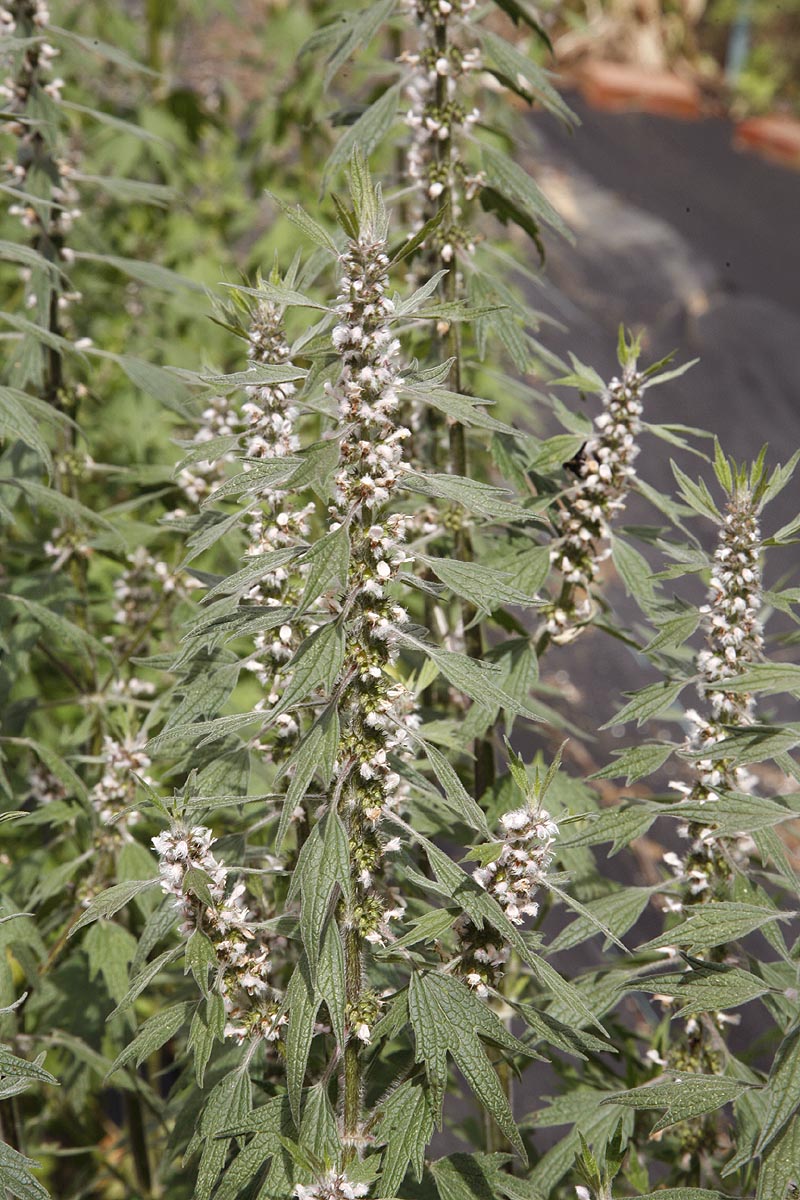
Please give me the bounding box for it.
[417,555,537,616]
[269,620,345,722]
[403,471,540,524]
[479,30,576,124]
[602,1075,752,1134]
[548,886,654,953]
[375,1078,434,1195]
[74,250,198,291]
[70,878,158,934]
[671,461,721,522]
[267,192,339,254]
[756,1026,800,1156]
[612,538,656,610]
[482,143,571,242]
[603,679,687,728]
[639,902,793,952]
[708,662,800,697]
[418,738,492,838]
[297,523,350,615]
[671,965,770,1018]
[755,1113,800,1200]
[85,920,137,1006]
[285,956,321,1124]
[405,385,524,440]
[324,85,400,191]
[294,811,350,975]
[409,970,529,1157]
[317,921,346,1049]
[591,743,676,785]
[106,1002,191,1078]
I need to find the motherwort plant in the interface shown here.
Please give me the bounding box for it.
[77,163,632,1200]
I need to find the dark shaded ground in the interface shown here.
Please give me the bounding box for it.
[515,94,800,743]
[533,94,800,505]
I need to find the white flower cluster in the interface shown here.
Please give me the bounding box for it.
[28,764,67,806]
[89,735,153,831]
[546,363,645,640]
[461,804,558,997]
[294,1172,369,1200]
[152,824,283,1044]
[329,230,418,817]
[399,0,483,262]
[664,489,764,905]
[240,298,317,716]
[172,393,240,513]
[113,547,201,630]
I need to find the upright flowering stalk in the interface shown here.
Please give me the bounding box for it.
[320,179,421,1144]
[541,342,646,645]
[1,0,82,394]
[399,0,482,265]
[664,462,765,904]
[240,290,315,729]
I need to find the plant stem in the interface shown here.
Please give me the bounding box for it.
[434,16,494,801]
[342,923,363,1154]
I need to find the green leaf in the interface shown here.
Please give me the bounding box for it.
[602,1076,752,1134]
[755,1114,800,1200]
[317,921,346,1048]
[106,1002,192,1078]
[269,620,345,721]
[84,920,137,1006]
[0,1140,51,1200]
[548,887,655,953]
[603,679,687,728]
[403,637,541,723]
[375,1078,434,1195]
[756,1026,800,1156]
[321,0,396,88]
[188,993,224,1087]
[417,555,538,615]
[644,611,701,654]
[297,523,350,615]
[639,902,794,952]
[409,970,529,1158]
[591,743,676,785]
[222,279,330,312]
[275,706,339,850]
[403,471,541,524]
[294,811,350,975]
[418,738,492,838]
[267,192,339,254]
[479,30,576,124]
[324,85,400,191]
[405,385,525,440]
[708,662,800,697]
[73,250,199,291]
[636,1192,725,1199]
[50,24,156,73]
[0,1050,56,1087]
[671,461,721,522]
[70,878,158,934]
[560,803,657,854]
[612,538,656,610]
[285,956,321,1124]
[0,386,53,467]
[2,594,108,665]
[671,965,771,1018]
[482,143,572,242]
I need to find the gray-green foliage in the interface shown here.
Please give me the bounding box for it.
[0,1,798,1199]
